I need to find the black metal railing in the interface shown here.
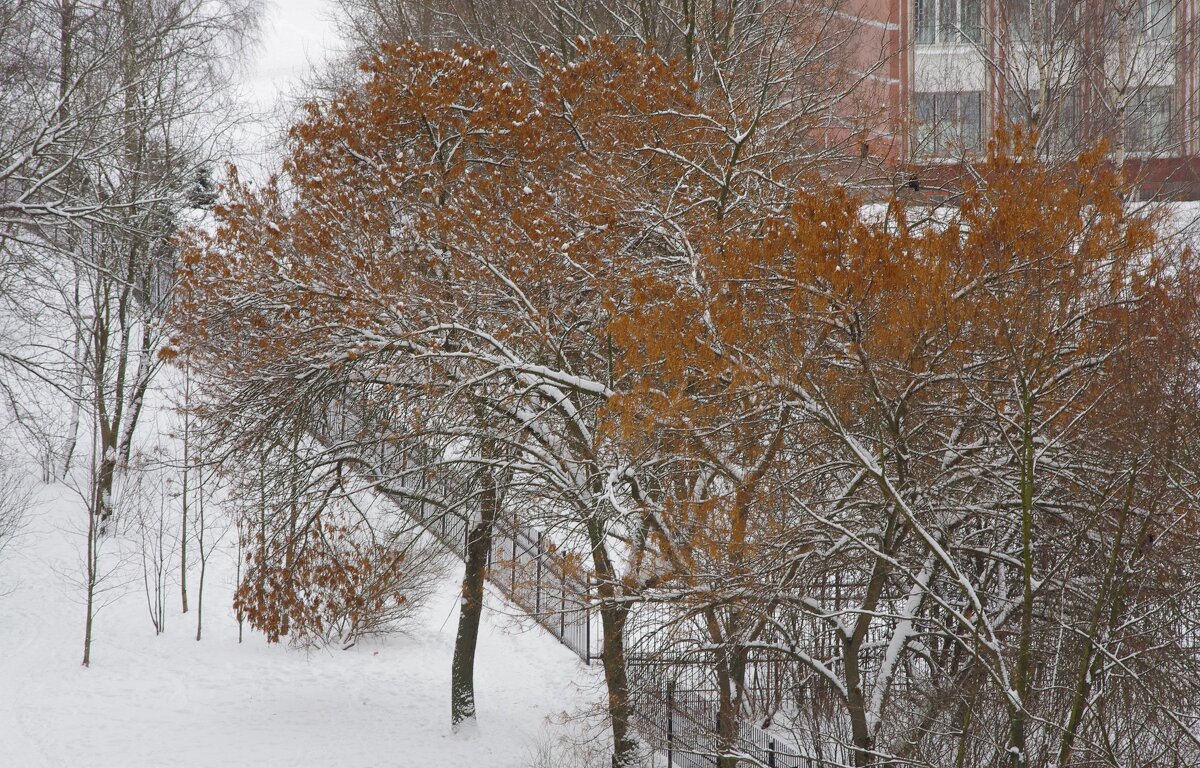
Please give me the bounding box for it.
[316,399,830,766]
[627,654,817,768]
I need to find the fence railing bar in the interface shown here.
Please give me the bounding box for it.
[315,409,831,767]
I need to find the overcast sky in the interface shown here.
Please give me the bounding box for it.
[234,0,343,177]
[246,0,340,105]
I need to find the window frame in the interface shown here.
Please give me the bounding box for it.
[1004,0,1081,45]
[1002,86,1083,154]
[915,0,982,46]
[1125,85,1175,153]
[911,90,984,158]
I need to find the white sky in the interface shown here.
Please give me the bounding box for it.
[245,0,341,107]
[234,0,344,178]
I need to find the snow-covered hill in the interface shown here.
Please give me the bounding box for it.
[0,388,602,768]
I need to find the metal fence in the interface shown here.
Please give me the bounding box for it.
[316,399,826,766]
[486,516,600,663]
[628,654,816,768]
[374,477,603,664]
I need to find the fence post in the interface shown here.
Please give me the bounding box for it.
[511,518,518,593]
[584,574,591,666]
[535,533,543,614]
[769,738,776,768]
[560,568,566,639]
[667,680,674,768]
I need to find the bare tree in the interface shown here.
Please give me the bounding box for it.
[0,444,33,595]
[326,0,892,184]
[0,0,261,665]
[125,447,180,635]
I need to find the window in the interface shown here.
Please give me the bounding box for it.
[913,91,983,157]
[1125,86,1174,152]
[1136,0,1174,40]
[1005,0,1080,44]
[1101,0,1175,40]
[1003,87,1082,154]
[915,0,981,45]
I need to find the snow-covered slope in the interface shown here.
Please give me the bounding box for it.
[1,7,607,767]
[0,395,601,768]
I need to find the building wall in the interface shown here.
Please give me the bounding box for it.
[835,0,905,158]
[846,0,1200,195]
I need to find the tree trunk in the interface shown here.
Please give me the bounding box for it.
[180,368,190,614]
[1058,466,1136,767]
[1010,394,1036,768]
[195,456,207,642]
[844,634,873,767]
[94,411,118,524]
[715,647,744,768]
[82,493,98,667]
[587,517,638,768]
[450,463,497,730]
[598,597,636,767]
[702,607,744,768]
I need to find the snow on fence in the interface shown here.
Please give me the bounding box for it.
[400,492,826,767]
[649,688,812,768]
[485,517,600,663]
[316,400,604,662]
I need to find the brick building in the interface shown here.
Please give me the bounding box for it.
[845,0,1200,196]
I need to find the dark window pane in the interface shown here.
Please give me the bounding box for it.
[1147,0,1174,38]
[913,91,984,156]
[962,0,982,41]
[1147,87,1173,147]
[1052,0,1077,33]
[939,0,958,41]
[960,92,982,149]
[1057,89,1081,153]
[916,93,937,123]
[1007,0,1030,41]
[916,0,935,44]
[913,92,938,155]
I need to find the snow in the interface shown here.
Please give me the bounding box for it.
[0,388,601,767]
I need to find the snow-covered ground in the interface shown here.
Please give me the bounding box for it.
[1,7,605,767]
[0,384,602,768]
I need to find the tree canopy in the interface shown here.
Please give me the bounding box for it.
[171,38,1200,768]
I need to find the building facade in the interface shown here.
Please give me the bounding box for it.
[847,0,1200,196]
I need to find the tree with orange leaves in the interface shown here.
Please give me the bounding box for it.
[169,33,1200,768]
[171,38,725,763]
[607,130,1200,767]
